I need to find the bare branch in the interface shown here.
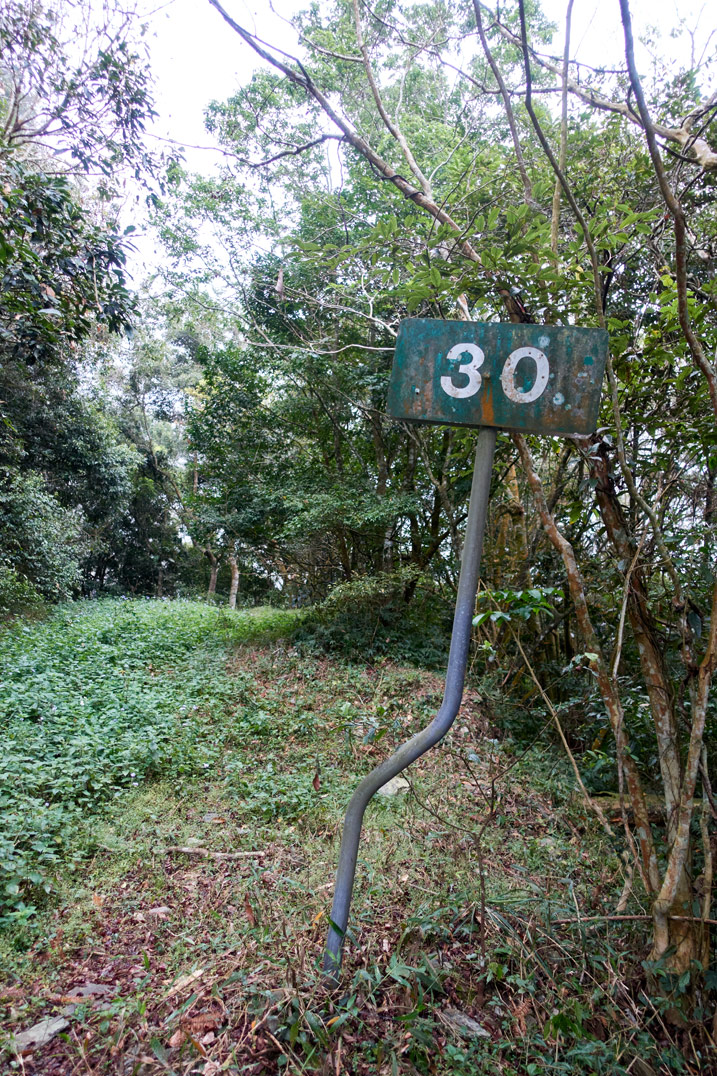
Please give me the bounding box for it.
[550,0,573,255]
[472,0,533,206]
[350,0,433,197]
[485,2,717,171]
[245,133,345,168]
[207,0,455,224]
[516,0,604,327]
[300,36,363,64]
[149,131,343,167]
[618,0,717,422]
[513,432,660,895]
[206,0,524,321]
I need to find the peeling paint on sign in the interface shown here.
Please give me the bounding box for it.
[387,319,608,436]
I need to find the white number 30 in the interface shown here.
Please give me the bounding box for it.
[441,342,549,405]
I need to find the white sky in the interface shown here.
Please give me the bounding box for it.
[127,0,714,275]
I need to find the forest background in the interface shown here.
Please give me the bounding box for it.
[1,0,717,1067]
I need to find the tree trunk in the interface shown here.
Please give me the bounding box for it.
[522,435,717,980]
[369,409,391,572]
[652,579,717,974]
[651,859,701,976]
[591,447,682,821]
[336,531,352,581]
[205,549,218,601]
[227,553,239,609]
[514,434,660,895]
[589,448,708,973]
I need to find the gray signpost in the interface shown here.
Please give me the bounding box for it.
[324,318,607,978]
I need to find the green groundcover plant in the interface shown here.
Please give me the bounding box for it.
[0,599,296,926]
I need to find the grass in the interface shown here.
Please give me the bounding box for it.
[0,599,710,1074]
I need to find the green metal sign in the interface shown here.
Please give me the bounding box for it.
[387,319,608,435]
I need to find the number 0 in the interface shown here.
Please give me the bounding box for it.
[500,347,549,404]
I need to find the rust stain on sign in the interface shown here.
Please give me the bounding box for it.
[387,319,608,436]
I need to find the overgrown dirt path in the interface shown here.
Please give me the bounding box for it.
[1,601,691,1074]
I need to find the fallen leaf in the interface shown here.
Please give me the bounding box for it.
[440,1008,491,1040]
[52,984,112,1006]
[201,1031,216,1045]
[169,1029,187,1048]
[313,771,321,791]
[0,987,25,1000]
[92,893,103,908]
[188,1033,208,1057]
[244,892,256,927]
[185,1012,220,1034]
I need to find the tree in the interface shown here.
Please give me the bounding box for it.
[0,472,86,605]
[155,131,494,614]
[0,0,155,180]
[0,0,159,606]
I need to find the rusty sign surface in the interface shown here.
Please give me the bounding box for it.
[387,319,608,435]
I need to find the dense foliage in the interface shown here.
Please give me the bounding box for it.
[0,0,169,614]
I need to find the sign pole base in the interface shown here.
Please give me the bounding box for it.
[323,426,498,980]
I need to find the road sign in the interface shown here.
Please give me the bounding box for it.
[325,316,609,979]
[387,319,608,436]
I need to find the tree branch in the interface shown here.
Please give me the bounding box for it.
[472,0,533,207]
[206,0,524,321]
[618,0,717,423]
[514,431,660,895]
[485,2,717,171]
[351,0,433,197]
[550,0,574,255]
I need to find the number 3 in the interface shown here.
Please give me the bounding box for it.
[440,343,484,399]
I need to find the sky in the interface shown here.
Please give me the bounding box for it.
[127,0,713,274]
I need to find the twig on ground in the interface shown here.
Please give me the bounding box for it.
[553,914,717,926]
[163,847,268,859]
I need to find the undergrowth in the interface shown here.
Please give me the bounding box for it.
[0,599,298,926]
[1,600,713,1074]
